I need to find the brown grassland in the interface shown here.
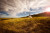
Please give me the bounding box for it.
[0,17,50,33]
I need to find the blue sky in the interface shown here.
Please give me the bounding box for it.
[0,11,9,15]
[0,0,50,18]
[16,7,44,17]
[0,7,44,18]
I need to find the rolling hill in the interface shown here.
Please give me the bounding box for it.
[0,12,50,33]
[31,12,50,17]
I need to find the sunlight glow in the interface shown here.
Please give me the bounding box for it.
[45,7,50,12]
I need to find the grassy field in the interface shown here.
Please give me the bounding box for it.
[0,17,50,33]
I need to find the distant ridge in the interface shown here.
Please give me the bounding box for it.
[22,12,50,18]
[31,12,50,17]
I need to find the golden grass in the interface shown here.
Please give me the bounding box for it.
[0,17,50,33]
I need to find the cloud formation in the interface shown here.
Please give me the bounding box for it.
[0,0,50,18]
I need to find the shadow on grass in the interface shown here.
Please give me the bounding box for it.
[0,28,18,33]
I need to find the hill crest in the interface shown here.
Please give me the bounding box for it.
[31,12,50,17]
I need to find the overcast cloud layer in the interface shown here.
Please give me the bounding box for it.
[0,0,50,18]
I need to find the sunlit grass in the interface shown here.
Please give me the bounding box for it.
[0,17,50,33]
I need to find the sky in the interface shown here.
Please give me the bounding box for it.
[0,0,50,18]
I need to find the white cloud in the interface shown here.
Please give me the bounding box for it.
[0,0,50,17]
